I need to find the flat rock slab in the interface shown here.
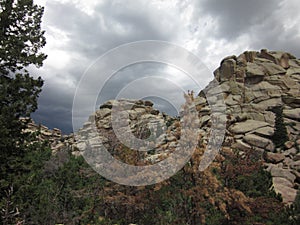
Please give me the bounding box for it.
[264,152,285,164]
[289,160,300,172]
[252,126,274,137]
[283,108,300,120]
[246,63,265,76]
[243,134,273,149]
[273,177,294,188]
[270,166,296,183]
[229,120,270,134]
[273,183,297,204]
[232,139,252,151]
[261,62,286,75]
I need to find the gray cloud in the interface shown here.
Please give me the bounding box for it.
[32,0,300,133]
[33,0,191,133]
[247,4,300,58]
[44,0,181,59]
[197,0,282,40]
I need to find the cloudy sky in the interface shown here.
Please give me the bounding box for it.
[31,0,300,133]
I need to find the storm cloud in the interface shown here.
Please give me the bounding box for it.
[32,0,300,133]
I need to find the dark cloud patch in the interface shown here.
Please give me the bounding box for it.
[197,0,281,40]
[32,84,74,133]
[44,1,180,59]
[96,63,168,105]
[32,105,72,134]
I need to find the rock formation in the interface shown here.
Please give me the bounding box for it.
[75,99,180,163]
[22,119,75,153]
[35,49,300,205]
[196,49,300,204]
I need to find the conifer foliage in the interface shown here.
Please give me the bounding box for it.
[0,0,46,223]
[0,0,46,167]
[0,0,46,75]
[271,106,288,149]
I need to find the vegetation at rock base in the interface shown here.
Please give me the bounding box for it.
[2,143,300,224]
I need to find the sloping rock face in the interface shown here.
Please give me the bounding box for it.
[50,49,300,205]
[195,49,300,204]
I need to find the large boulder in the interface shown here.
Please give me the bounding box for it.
[246,62,265,77]
[219,58,237,82]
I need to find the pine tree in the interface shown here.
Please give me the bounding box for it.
[0,0,46,163]
[0,0,47,75]
[271,106,288,149]
[0,0,47,222]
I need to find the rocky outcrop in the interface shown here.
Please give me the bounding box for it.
[195,49,300,204]
[74,99,179,162]
[43,49,300,205]
[23,119,75,153]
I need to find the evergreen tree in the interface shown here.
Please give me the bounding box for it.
[0,0,46,167]
[271,106,288,149]
[0,0,46,223]
[0,0,46,75]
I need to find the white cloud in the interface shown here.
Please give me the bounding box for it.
[44,50,70,70]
